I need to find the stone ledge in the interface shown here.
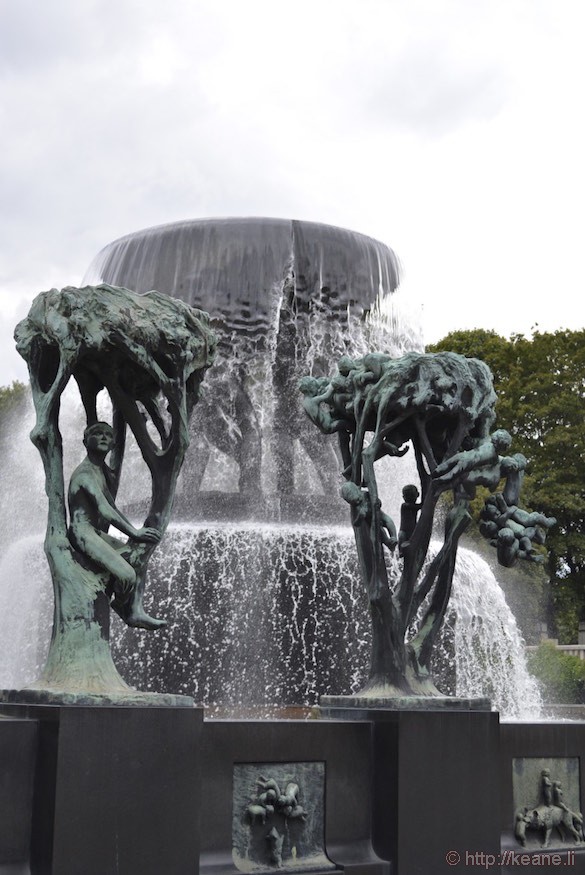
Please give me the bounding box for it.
[319,694,492,714]
[0,688,194,708]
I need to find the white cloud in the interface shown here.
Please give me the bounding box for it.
[1,0,584,385]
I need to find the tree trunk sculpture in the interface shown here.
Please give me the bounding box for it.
[11,284,216,705]
[301,350,550,698]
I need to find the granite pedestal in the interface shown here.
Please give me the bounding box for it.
[321,701,501,875]
[0,704,202,875]
[0,716,37,874]
[4,700,585,874]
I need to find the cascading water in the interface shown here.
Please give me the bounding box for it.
[0,217,541,718]
[0,526,541,718]
[435,549,542,717]
[83,217,421,513]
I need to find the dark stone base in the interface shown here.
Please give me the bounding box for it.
[5,699,585,873]
[320,693,491,717]
[200,718,388,875]
[500,721,585,874]
[0,703,202,875]
[367,708,501,874]
[0,687,194,707]
[0,716,37,870]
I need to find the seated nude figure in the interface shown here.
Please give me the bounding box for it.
[68,422,163,629]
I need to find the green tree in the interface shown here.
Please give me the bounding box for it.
[429,329,585,642]
[0,380,26,417]
[527,641,585,704]
[0,381,28,450]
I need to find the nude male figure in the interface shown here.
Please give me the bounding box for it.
[433,429,512,489]
[68,422,164,629]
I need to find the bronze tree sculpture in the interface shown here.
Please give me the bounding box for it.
[11,284,215,704]
[301,351,553,699]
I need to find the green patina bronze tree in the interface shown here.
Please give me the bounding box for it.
[301,351,553,699]
[10,284,215,705]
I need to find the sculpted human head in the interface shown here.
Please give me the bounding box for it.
[491,429,512,453]
[83,421,114,452]
[402,484,419,502]
[299,376,325,397]
[337,355,355,377]
[341,481,367,507]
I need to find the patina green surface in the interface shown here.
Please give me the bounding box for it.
[301,350,552,700]
[9,284,216,704]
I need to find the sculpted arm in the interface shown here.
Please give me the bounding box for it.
[434,442,496,484]
[299,376,354,435]
[71,472,160,543]
[380,509,398,551]
[102,493,148,539]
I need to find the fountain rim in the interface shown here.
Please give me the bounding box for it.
[92,215,396,257]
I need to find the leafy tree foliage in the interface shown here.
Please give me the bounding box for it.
[428,329,585,642]
[0,381,28,449]
[527,641,585,704]
[0,380,26,417]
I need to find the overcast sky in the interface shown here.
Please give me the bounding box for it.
[1,0,584,384]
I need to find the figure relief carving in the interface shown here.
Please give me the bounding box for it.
[515,767,583,848]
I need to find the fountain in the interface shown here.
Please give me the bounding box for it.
[83,217,419,518]
[0,525,542,717]
[79,217,538,714]
[0,218,582,874]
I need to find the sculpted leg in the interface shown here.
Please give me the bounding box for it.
[71,527,166,628]
[113,589,168,630]
[112,549,167,630]
[69,527,136,593]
